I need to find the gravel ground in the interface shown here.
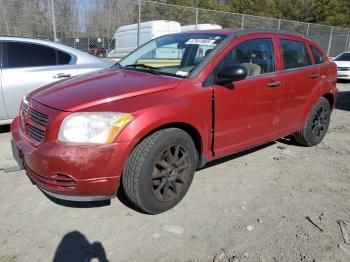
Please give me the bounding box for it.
[0,83,349,262]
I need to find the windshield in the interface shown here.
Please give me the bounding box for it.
[334,53,350,61]
[118,33,227,78]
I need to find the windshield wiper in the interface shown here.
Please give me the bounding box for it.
[124,63,161,75]
[112,62,123,68]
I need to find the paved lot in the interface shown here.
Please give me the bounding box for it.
[0,83,350,262]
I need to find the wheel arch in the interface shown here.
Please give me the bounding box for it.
[127,122,205,168]
[301,76,337,125]
[151,122,202,157]
[322,92,335,110]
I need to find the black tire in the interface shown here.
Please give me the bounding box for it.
[294,97,331,146]
[122,128,198,214]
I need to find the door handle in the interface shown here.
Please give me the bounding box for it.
[310,73,320,79]
[267,81,281,88]
[53,73,71,78]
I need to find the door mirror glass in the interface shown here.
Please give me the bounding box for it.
[215,65,247,84]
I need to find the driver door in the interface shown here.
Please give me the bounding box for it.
[212,35,284,158]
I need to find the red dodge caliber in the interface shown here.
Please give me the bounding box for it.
[11,29,338,214]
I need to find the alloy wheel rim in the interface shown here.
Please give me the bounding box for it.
[151,145,191,202]
[311,106,328,138]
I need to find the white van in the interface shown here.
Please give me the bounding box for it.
[181,24,222,32]
[112,20,181,58]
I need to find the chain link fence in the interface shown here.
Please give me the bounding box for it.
[1,0,350,57]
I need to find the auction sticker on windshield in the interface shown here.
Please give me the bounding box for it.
[185,39,216,46]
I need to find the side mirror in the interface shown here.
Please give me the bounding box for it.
[215,65,247,84]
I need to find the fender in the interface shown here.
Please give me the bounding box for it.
[109,92,213,160]
[118,97,208,140]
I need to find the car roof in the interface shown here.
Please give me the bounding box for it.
[0,36,106,64]
[182,29,239,35]
[181,28,306,38]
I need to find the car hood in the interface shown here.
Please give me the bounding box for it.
[30,68,181,112]
[334,61,350,68]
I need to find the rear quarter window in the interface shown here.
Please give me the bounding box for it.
[280,39,312,70]
[310,46,324,64]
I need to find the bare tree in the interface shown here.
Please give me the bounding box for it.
[54,0,79,38]
[84,0,135,37]
[0,0,51,38]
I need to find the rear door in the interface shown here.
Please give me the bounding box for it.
[2,41,78,119]
[277,36,321,133]
[212,34,284,158]
[0,41,8,120]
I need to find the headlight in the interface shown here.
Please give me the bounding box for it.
[58,112,133,144]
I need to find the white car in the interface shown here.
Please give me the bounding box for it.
[333,52,350,80]
[106,49,118,58]
[0,36,115,125]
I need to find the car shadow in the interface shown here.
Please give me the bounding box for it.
[335,90,350,111]
[53,231,109,262]
[199,141,276,170]
[277,135,302,146]
[116,185,149,214]
[0,124,10,133]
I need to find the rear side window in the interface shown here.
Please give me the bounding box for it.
[310,46,324,64]
[215,38,275,78]
[280,39,312,69]
[4,42,71,68]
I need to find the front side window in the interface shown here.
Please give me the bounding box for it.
[214,38,275,79]
[280,39,312,69]
[310,46,324,64]
[118,33,227,78]
[4,42,71,68]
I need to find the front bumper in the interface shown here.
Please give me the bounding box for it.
[11,117,132,201]
[337,71,350,79]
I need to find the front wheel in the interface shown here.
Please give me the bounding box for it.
[294,97,331,146]
[122,128,197,214]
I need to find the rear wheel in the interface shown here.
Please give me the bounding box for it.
[122,128,197,214]
[294,97,331,146]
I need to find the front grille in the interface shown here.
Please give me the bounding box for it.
[28,124,45,142]
[23,102,29,113]
[30,108,49,126]
[21,100,49,143]
[338,67,350,71]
